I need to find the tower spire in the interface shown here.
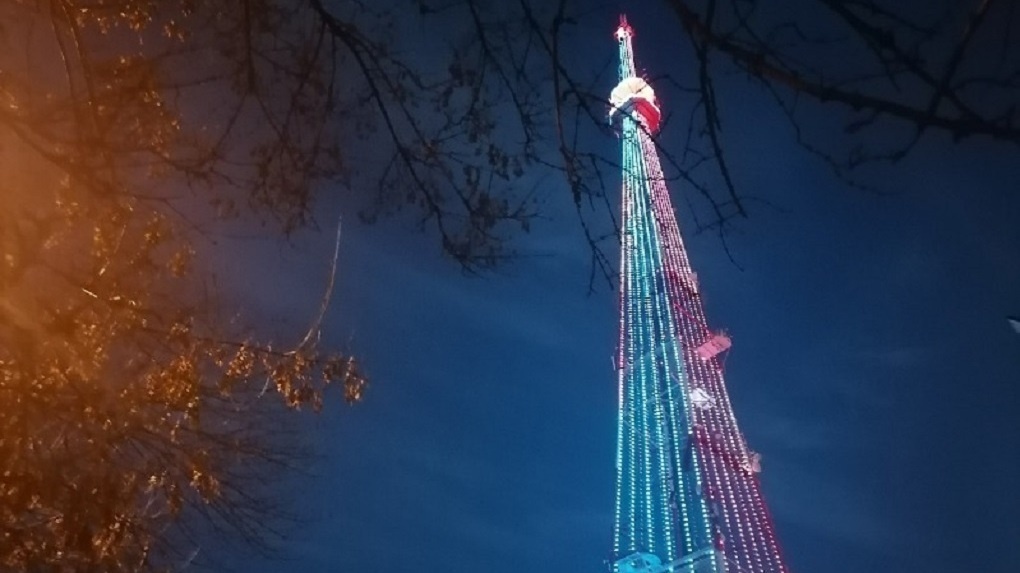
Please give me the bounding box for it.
[610,16,660,134]
[607,15,790,573]
[615,14,633,41]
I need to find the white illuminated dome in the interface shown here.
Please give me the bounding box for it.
[609,76,661,132]
[610,76,655,108]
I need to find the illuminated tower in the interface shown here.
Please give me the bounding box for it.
[607,16,789,573]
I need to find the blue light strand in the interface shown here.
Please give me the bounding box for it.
[630,126,673,558]
[622,129,639,554]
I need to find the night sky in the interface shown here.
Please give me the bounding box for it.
[217,3,1020,572]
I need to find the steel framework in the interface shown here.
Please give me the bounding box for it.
[608,15,789,573]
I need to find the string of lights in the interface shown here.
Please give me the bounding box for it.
[608,15,789,573]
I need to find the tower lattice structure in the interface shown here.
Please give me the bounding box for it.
[608,16,789,573]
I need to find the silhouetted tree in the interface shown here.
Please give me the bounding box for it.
[660,0,1020,194]
[0,1,375,569]
[2,0,1018,569]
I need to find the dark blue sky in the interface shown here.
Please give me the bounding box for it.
[219,4,1020,572]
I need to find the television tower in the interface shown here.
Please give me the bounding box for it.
[608,15,789,573]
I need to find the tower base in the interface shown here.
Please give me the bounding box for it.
[614,547,727,573]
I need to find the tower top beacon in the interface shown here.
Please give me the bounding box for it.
[615,15,633,41]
